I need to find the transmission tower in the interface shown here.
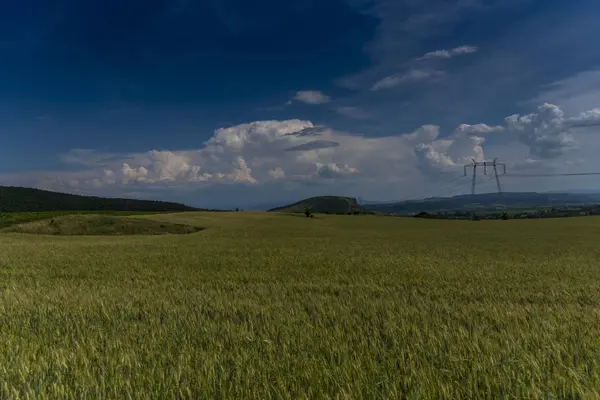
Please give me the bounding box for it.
[464,158,507,217]
[464,158,506,195]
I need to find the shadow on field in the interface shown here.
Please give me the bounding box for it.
[275,213,328,219]
[2,215,205,236]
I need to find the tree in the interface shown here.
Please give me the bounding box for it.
[305,207,312,218]
[415,212,432,219]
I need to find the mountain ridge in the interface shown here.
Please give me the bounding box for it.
[366,191,600,214]
[0,186,200,212]
[269,192,600,216]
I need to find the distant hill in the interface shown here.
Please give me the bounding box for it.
[269,196,370,214]
[365,192,600,215]
[0,186,200,212]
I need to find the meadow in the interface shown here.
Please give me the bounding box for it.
[1,211,600,398]
[0,211,171,230]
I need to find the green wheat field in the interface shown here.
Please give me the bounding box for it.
[2,211,600,399]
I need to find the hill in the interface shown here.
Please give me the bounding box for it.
[365,191,600,215]
[0,186,199,212]
[269,195,370,214]
[3,214,202,236]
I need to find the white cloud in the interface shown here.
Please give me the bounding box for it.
[368,45,477,92]
[21,119,479,194]
[411,103,600,173]
[566,108,600,127]
[228,156,257,184]
[456,123,504,135]
[371,69,443,91]
[292,90,331,105]
[316,163,359,179]
[414,131,486,173]
[268,167,285,180]
[452,45,479,55]
[419,45,479,60]
[7,103,600,203]
[116,151,213,184]
[505,103,576,159]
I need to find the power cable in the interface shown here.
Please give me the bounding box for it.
[506,172,600,178]
[402,172,466,202]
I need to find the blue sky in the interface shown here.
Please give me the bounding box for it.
[2,0,600,208]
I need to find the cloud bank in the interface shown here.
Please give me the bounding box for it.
[6,103,600,203]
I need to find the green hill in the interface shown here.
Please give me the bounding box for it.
[0,186,199,212]
[269,196,370,214]
[3,214,202,236]
[365,192,600,215]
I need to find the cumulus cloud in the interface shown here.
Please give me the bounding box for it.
[566,108,600,127]
[419,45,479,60]
[371,69,444,91]
[292,90,331,105]
[36,119,475,192]
[12,103,600,200]
[228,156,256,184]
[414,131,486,173]
[505,103,576,159]
[268,167,285,180]
[117,151,213,184]
[456,123,504,135]
[316,163,358,179]
[452,103,598,160]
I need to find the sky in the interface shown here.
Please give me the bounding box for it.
[2,0,600,208]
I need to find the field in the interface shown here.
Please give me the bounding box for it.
[1,212,600,398]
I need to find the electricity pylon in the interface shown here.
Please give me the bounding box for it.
[464,158,506,196]
[464,158,507,218]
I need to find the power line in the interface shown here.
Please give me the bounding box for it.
[505,172,600,178]
[446,181,470,197]
[426,174,468,196]
[430,174,467,193]
[399,171,467,203]
[387,162,600,208]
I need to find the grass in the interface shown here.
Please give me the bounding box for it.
[1,212,600,398]
[2,214,202,236]
[0,211,171,230]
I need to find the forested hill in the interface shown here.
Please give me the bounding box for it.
[269,196,370,214]
[365,192,600,214]
[0,186,199,212]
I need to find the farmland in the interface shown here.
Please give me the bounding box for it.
[1,212,600,398]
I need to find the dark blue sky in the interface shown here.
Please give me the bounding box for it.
[1,0,376,162]
[2,0,600,207]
